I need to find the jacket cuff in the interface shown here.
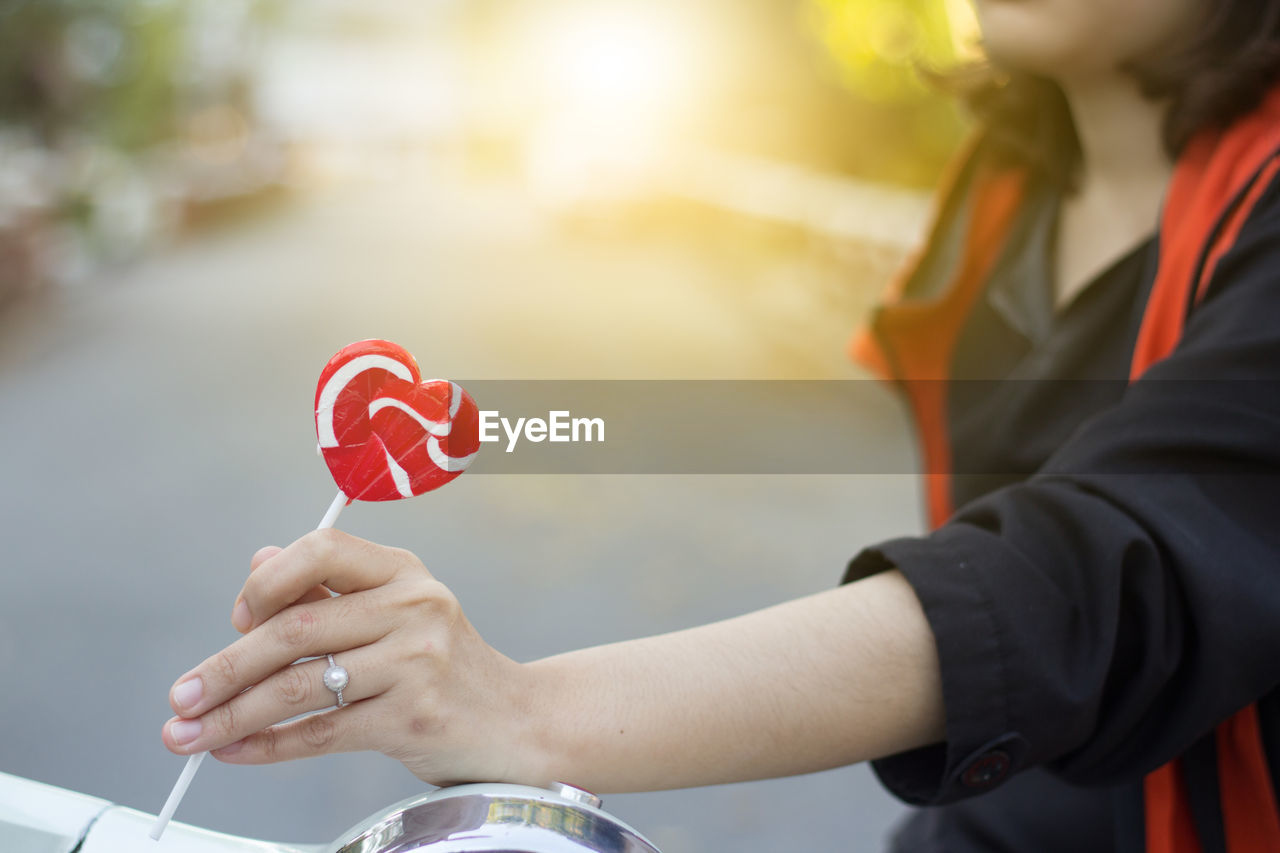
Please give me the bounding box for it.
[844,533,1031,806]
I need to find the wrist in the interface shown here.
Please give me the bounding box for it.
[498,657,568,788]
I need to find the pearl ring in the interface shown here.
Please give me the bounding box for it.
[323,654,349,708]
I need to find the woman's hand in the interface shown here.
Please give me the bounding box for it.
[160,529,545,787]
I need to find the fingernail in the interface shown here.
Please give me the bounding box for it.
[170,718,202,746]
[232,598,251,632]
[172,677,203,713]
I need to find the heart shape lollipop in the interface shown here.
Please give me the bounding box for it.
[316,339,480,502]
[152,339,480,842]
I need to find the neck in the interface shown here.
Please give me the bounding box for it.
[1060,74,1173,194]
[1049,73,1175,310]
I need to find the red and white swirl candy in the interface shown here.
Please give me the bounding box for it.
[315,339,480,502]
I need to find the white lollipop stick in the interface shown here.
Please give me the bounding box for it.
[317,489,347,530]
[149,751,204,840]
[150,490,349,841]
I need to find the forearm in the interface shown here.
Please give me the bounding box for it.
[518,569,944,792]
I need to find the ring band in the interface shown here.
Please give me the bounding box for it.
[323,654,349,708]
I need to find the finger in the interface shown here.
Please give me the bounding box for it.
[236,530,420,632]
[208,701,377,765]
[170,591,394,718]
[250,546,282,571]
[163,645,386,755]
[233,546,332,633]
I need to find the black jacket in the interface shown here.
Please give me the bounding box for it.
[844,86,1280,852]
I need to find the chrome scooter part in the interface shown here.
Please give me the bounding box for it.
[326,782,661,853]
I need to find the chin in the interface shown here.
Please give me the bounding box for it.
[973,0,1092,75]
[973,0,1202,79]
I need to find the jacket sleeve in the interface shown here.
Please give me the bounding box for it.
[844,177,1280,806]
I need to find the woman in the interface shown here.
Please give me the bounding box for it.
[162,1,1280,848]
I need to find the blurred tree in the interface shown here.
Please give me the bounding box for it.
[0,0,185,150]
[0,0,282,302]
[808,0,965,102]
[807,0,977,184]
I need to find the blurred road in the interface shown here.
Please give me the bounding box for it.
[0,166,924,851]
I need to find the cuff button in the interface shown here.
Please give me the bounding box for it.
[961,750,1012,789]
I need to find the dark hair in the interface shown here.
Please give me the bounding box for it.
[949,0,1280,185]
